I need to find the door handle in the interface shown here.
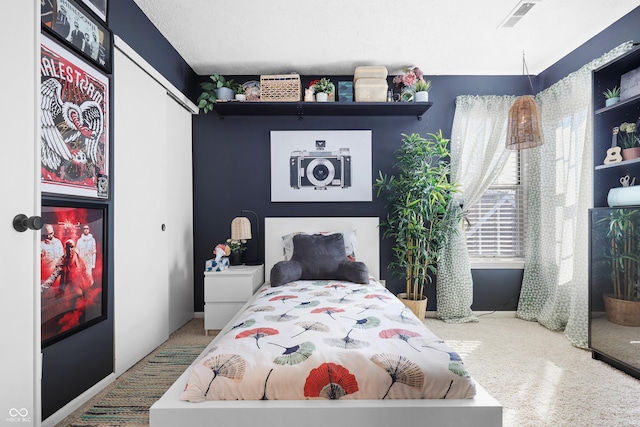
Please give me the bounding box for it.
[13,214,43,232]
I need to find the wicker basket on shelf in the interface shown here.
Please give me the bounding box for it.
[260,74,301,102]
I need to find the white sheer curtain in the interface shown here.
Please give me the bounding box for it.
[436,95,516,323]
[517,42,634,348]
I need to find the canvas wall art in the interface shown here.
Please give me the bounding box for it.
[270,130,372,202]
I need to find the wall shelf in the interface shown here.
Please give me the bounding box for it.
[212,101,433,120]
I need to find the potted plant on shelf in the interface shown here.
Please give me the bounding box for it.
[603,86,621,107]
[197,74,242,113]
[374,131,462,318]
[594,209,640,326]
[619,121,640,160]
[234,85,247,102]
[413,79,432,103]
[392,66,431,102]
[311,78,335,102]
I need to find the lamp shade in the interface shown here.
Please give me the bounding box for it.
[231,217,252,240]
[506,95,544,150]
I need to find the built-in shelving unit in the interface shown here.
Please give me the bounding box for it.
[589,45,640,381]
[212,101,433,120]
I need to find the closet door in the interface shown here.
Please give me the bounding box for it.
[113,47,169,376]
[166,96,194,333]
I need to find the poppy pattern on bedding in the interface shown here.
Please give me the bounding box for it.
[180,279,476,402]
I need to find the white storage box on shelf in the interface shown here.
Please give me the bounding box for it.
[354,65,389,102]
[355,78,388,102]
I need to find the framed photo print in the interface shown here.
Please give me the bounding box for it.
[41,201,107,347]
[41,33,110,199]
[41,0,112,73]
[270,130,373,202]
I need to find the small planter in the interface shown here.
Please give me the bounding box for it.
[622,147,640,160]
[215,87,234,101]
[604,294,640,326]
[235,94,246,102]
[605,97,620,107]
[397,293,427,319]
[229,251,243,266]
[414,91,429,102]
[315,92,328,102]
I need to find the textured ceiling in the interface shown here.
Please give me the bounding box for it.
[132,0,638,76]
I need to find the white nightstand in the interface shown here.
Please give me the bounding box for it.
[204,264,264,334]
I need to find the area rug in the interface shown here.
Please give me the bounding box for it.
[70,345,206,427]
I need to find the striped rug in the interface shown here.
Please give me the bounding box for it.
[71,345,206,427]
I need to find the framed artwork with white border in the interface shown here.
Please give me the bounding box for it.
[40,33,110,199]
[270,130,372,202]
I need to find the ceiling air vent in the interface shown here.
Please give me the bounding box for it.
[498,0,541,28]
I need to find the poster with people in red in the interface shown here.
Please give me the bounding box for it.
[40,33,109,199]
[41,203,105,345]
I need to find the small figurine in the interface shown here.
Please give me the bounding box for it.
[304,88,314,102]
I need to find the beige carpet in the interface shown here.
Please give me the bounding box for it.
[425,313,640,427]
[57,314,640,427]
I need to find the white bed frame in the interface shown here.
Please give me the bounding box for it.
[150,217,502,427]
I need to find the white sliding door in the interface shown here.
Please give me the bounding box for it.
[113,47,169,376]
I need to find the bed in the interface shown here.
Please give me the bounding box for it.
[150,217,502,426]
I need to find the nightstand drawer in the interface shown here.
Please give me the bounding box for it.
[204,265,264,302]
[204,302,245,330]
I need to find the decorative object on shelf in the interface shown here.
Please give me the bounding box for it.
[234,84,247,101]
[413,79,432,102]
[619,121,640,160]
[242,81,261,101]
[197,74,242,113]
[338,81,354,102]
[373,131,462,318]
[392,67,431,103]
[603,86,621,107]
[603,127,622,164]
[620,65,640,101]
[506,53,544,150]
[354,66,388,102]
[260,74,301,102]
[311,78,335,102]
[304,87,314,102]
[593,209,640,326]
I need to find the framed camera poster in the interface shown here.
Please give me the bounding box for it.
[41,0,112,73]
[41,33,110,199]
[41,201,107,347]
[270,130,373,202]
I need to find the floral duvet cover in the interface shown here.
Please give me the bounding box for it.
[180,279,476,402]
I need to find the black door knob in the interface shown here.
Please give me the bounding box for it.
[13,214,43,232]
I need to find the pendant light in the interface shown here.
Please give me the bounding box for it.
[506,53,544,150]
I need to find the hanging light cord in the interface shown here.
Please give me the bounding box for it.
[523,52,535,94]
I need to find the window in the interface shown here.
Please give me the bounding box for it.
[465,151,525,258]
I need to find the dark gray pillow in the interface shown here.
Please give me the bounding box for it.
[270,260,302,287]
[289,233,369,284]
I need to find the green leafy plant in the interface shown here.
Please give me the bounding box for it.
[603,86,621,99]
[312,78,335,94]
[413,79,432,92]
[374,131,462,301]
[595,209,640,301]
[226,238,247,253]
[197,74,242,113]
[619,122,639,149]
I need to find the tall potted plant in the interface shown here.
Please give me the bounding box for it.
[374,131,462,318]
[595,208,640,326]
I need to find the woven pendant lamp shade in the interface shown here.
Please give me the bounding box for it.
[506,95,544,150]
[231,217,252,240]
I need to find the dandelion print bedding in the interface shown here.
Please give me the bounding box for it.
[180,278,476,402]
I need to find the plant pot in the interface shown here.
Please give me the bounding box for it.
[315,92,328,102]
[229,251,243,266]
[605,97,620,107]
[414,91,429,102]
[603,294,640,326]
[215,87,234,101]
[622,147,640,160]
[397,293,427,319]
[235,94,246,102]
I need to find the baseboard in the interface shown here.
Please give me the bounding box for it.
[194,311,204,318]
[41,373,116,427]
[425,311,517,319]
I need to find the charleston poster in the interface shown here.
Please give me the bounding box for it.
[41,33,109,199]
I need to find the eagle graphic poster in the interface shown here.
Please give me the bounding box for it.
[41,33,109,199]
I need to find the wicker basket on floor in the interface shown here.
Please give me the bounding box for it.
[260,74,301,102]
